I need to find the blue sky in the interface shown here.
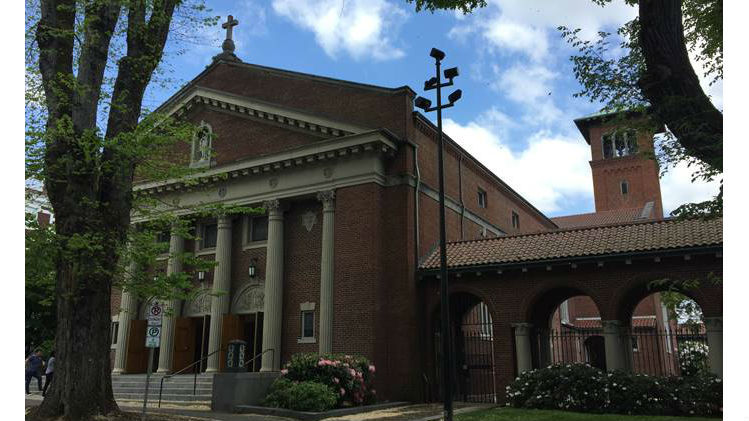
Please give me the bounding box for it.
[143,0,722,218]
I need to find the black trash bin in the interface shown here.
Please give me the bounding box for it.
[225,339,247,372]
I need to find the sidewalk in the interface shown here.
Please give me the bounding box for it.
[26,395,492,421]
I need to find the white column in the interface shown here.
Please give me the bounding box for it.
[704,316,722,377]
[157,225,185,373]
[205,216,233,373]
[317,190,335,355]
[261,200,285,372]
[112,261,139,374]
[602,320,626,371]
[512,323,533,374]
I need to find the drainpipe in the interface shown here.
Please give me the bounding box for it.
[410,141,421,269]
[458,153,465,240]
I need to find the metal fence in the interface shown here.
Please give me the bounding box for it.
[533,324,708,377]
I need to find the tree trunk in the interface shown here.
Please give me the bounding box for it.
[638,0,723,171]
[32,0,180,419]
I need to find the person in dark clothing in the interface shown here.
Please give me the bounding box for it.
[42,351,55,397]
[25,350,44,394]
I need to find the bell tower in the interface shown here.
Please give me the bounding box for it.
[574,111,664,219]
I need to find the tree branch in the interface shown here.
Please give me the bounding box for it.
[73,0,122,132]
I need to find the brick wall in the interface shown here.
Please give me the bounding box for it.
[421,254,722,402]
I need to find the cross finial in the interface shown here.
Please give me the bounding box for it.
[222,15,239,41]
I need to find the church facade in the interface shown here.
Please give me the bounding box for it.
[109,35,723,403]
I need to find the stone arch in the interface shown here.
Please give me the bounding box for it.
[231,282,265,314]
[520,283,606,329]
[611,273,720,323]
[182,288,212,318]
[429,289,497,403]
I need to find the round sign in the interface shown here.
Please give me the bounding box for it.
[150,304,162,317]
[148,327,161,337]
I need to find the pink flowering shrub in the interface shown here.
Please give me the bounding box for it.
[276,353,377,408]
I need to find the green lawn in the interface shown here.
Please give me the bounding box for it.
[456,407,720,421]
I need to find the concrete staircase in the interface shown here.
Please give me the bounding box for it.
[111,373,214,406]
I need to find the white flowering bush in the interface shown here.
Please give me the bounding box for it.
[679,341,710,377]
[505,363,722,417]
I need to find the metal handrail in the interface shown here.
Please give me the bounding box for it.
[158,347,222,408]
[157,347,275,408]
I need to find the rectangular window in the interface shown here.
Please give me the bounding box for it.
[111,322,119,345]
[301,311,314,339]
[602,134,614,159]
[201,223,217,249]
[249,216,268,242]
[631,336,639,352]
[511,211,520,229]
[478,188,487,208]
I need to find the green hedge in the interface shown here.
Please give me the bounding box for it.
[505,363,721,417]
[262,378,338,412]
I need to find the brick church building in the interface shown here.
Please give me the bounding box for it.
[109,27,723,404]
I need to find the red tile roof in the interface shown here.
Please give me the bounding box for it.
[571,318,656,329]
[419,218,722,270]
[551,205,655,229]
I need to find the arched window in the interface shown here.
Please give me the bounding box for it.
[602,130,638,159]
[191,121,213,167]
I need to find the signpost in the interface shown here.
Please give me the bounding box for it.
[142,301,163,421]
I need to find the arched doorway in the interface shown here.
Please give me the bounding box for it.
[625,291,708,377]
[231,282,265,372]
[527,288,605,370]
[583,336,606,370]
[432,292,496,403]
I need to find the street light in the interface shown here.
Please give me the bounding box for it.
[415,47,461,421]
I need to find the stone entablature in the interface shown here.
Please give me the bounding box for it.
[133,130,397,204]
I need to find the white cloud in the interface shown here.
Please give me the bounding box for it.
[495,64,562,124]
[442,115,592,213]
[449,0,636,62]
[271,0,407,61]
[442,111,720,217]
[660,162,721,216]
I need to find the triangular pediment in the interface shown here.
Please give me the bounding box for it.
[162,85,371,140]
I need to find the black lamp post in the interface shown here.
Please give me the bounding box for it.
[415,47,461,421]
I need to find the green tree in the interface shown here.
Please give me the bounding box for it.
[24,0,234,419]
[25,213,57,354]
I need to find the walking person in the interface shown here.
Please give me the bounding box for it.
[25,350,44,395]
[42,351,55,397]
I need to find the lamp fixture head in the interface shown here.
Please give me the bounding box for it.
[248,259,257,278]
[448,89,462,104]
[414,96,432,111]
[430,47,446,61]
[443,67,459,80]
[424,77,438,90]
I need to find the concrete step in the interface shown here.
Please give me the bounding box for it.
[113,392,212,402]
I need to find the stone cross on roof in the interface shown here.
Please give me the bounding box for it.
[215,15,241,62]
[222,15,239,41]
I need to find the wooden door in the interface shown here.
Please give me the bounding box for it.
[125,320,148,373]
[172,317,196,373]
[219,314,242,371]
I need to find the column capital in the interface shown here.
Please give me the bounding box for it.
[601,320,623,334]
[263,199,287,216]
[512,322,533,335]
[317,190,336,211]
[217,215,233,229]
[704,316,722,332]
